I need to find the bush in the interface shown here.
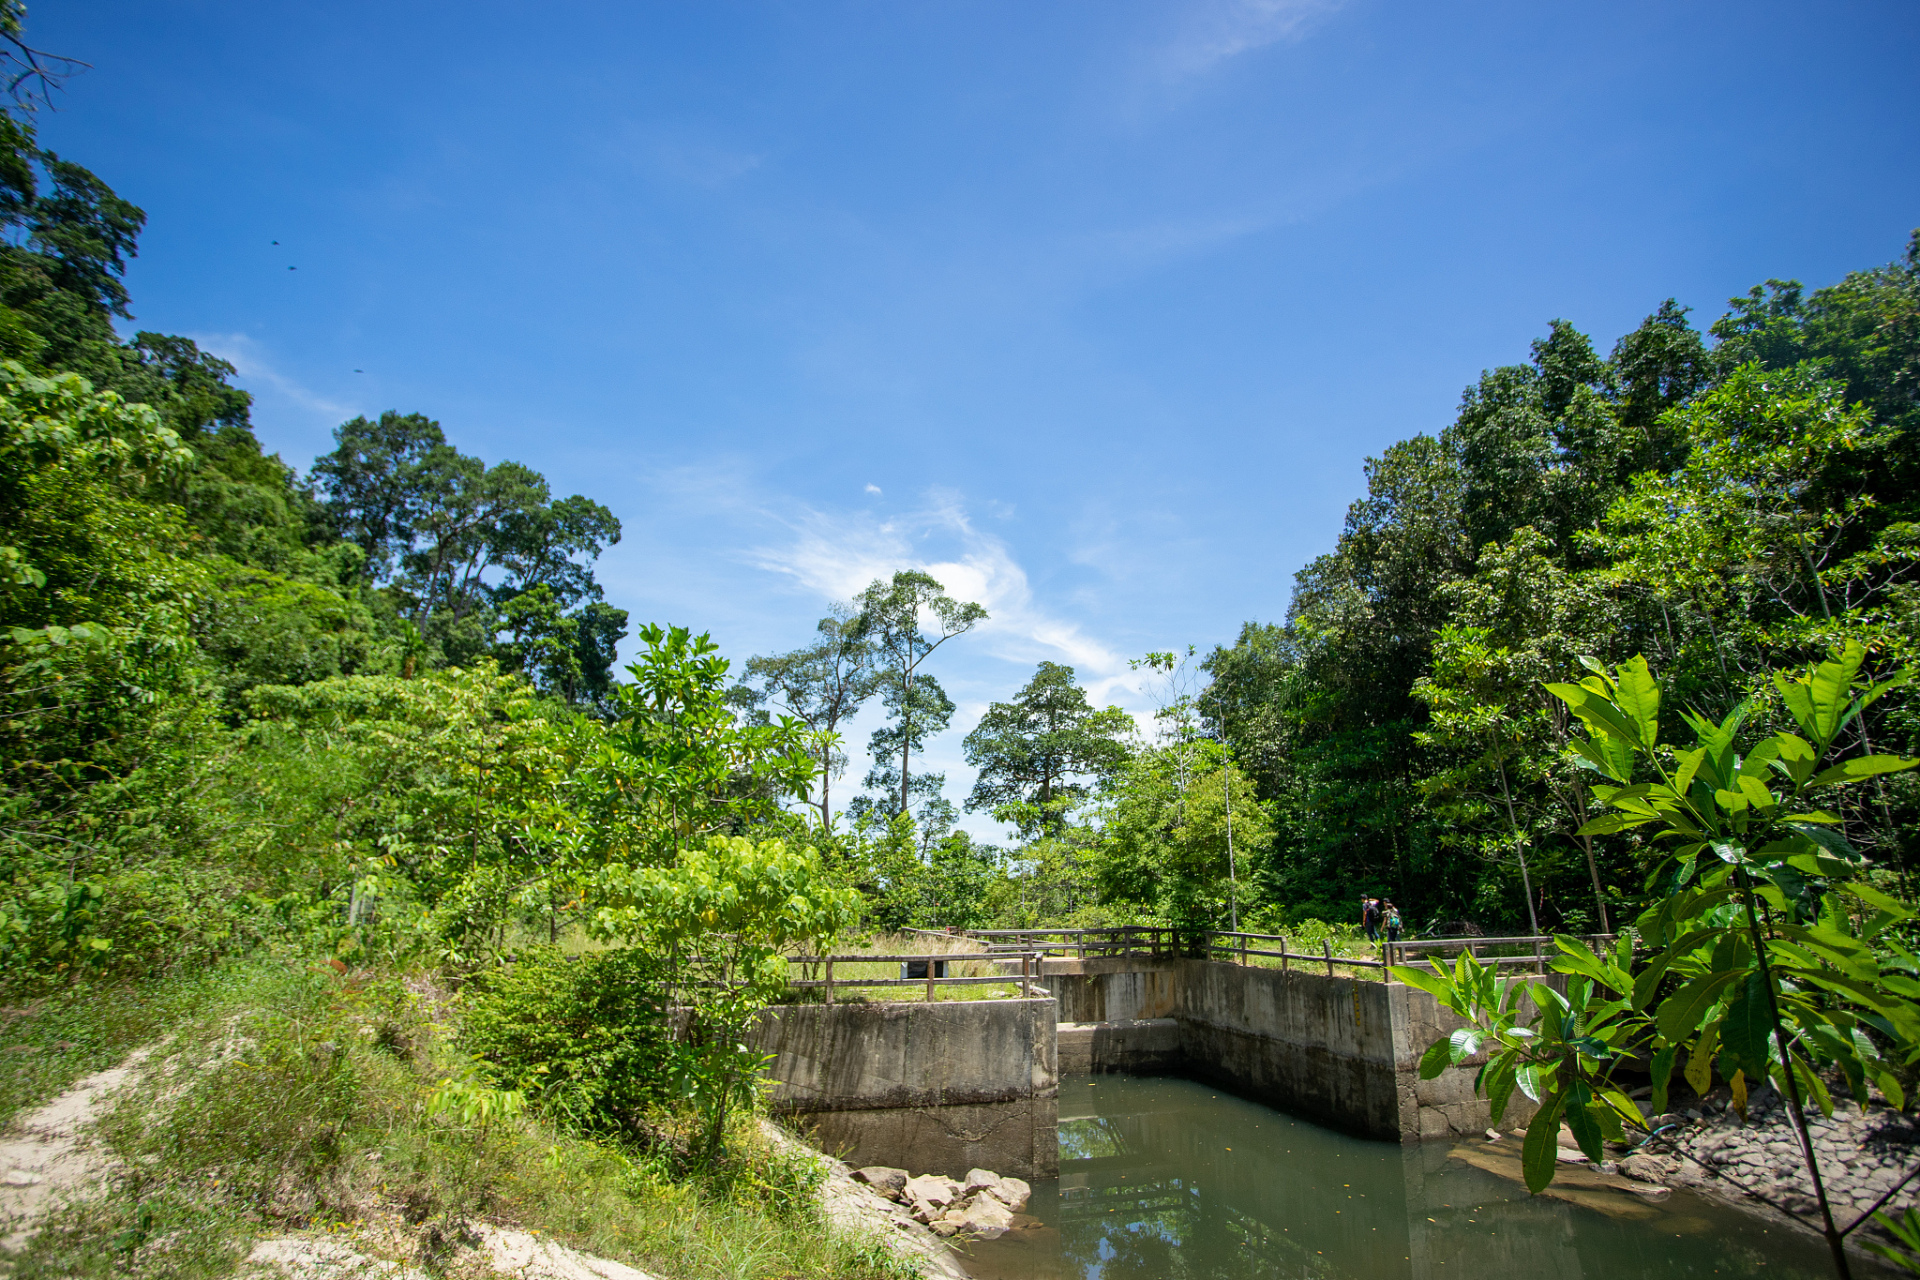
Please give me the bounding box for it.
[459,946,677,1143]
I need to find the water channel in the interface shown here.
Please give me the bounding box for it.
[958,1074,1869,1280]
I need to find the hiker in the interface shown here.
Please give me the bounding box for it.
[1362,896,1383,943]
[1383,900,1403,943]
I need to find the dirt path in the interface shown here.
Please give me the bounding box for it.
[0,1046,151,1253]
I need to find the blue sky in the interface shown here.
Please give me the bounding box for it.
[29,0,1920,836]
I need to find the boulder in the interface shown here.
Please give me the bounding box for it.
[963,1169,1004,1198]
[989,1176,1031,1213]
[904,1174,962,1210]
[851,1167,909,1199]
[942,1196,1014,1240]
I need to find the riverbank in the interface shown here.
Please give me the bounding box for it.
[1615,1083,1918,1262]
[0,959,928,1280]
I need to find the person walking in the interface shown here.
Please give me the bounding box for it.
[1383,900,1403,944]
[1362,896,1382,943]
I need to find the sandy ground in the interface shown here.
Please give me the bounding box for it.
[0,1046,151,1253]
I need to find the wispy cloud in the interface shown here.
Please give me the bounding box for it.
[191,332,359,420]
[748,490,1142,707]
[1160,0,1348,80]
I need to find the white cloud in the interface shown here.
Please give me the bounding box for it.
[1160,0,1347,79]
[190,332,359,420]
[748,490,1141,705]
[864,483,883,495]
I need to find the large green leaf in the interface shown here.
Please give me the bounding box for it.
[1719,971,1777,1079]
[1808,754,1920,788]
[1613,656,1660,750]
[1389,965,1456,1003]
[1564,1096,1604,1162]
[1418,1036,1454,1081]
[1522,1090,1566,1194]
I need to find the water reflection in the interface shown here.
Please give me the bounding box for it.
[960,1074,1858,1280]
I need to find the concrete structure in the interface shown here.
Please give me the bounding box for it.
[751,997,1058,1179]
[1043,956,1546,1142]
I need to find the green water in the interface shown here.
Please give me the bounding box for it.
[958,1074,1864,1280]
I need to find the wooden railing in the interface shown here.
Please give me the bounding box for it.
[782,951,1044,1003]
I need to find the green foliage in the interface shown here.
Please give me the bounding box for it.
[1204,232,1920,931]
[1402,643,1920,1277]
[1097,744,1273,934]
[964,660,1133,838]
[462,947,675,1142]
[588,835,862,1159]
[850,570,986,816]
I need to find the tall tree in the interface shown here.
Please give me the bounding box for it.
[858,671,956,817]
[963,661,1133,837]
[739,606,880,828]
[852,570,986,815]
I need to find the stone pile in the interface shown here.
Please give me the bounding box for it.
[1615,1085,1920,1244]
[849,1165,1033,1240]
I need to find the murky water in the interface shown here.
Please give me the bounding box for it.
[959,1074,1865,1280]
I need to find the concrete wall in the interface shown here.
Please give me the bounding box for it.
[1042,957,1545,1142]
[752,997,1058,1178]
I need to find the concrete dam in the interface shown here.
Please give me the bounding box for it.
[751,941,1544,1180]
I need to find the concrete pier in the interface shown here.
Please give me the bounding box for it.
[752,996,1059,1179]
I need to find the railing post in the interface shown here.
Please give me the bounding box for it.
[825,957,834,1006]
[1022,952,1032,999]
[1240,933,1248,967]
[1323,938,1334,977]
[1281,936,1289,973]
[927,964,936,1003]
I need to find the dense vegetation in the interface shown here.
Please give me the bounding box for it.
[3,3,1919,1272]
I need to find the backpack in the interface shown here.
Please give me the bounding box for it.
[1385,908,1401,930]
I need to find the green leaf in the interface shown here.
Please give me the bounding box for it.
[1650,1044,1677,1114]
[1448,1027,1482,1064]
[1389,965,1456,1004]
[1515,1063,1542,1103]
[1486,1054,1519,1128]
[1418,1036,1454,1081]
[1720,972,1777,1079]
[1846,882,1913,923]
[1657,971,1739,1043]
[1613,656,1661,750]
[1565,1098,1604,1162]
[1522,1090,1567,1194]
[1736,775,1776,811]
[1808,755,1920,788]
[1684,1025,1718,1095]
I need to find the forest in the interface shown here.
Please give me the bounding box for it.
[3,43,1918,974]
[3,2,1920,1273]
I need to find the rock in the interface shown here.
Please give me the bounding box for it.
[1623,1183,1672,1202]
[928,1220,960,1238]
[904,1174,963,1210]
[3,1170,43,1187]
[990,1177,1032,1213]
[943,1196,1014,1240]
[852,1166,909,1198]
[1618,1155,1661,1181]
[963,1168,1004,1198]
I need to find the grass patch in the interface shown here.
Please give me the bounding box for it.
[3,961,919,1280]
[0,960,283,1127]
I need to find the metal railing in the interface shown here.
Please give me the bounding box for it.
[783,951,1044,1003]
